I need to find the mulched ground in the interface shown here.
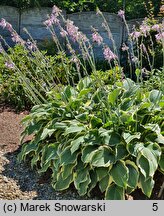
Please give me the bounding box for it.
[0,105,163,200]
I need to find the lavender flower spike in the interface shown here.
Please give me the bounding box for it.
[118,10,125,19]
[5,62,15,69]
[0,18,7,29]
[103,47,117,63]
[52,5,62,16]
[92,32,103,45]
[121,43,129,51]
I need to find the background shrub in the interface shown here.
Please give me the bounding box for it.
[0,44,77,109]
[0,0,163,19]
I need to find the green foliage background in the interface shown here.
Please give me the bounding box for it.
[0,0,163,19]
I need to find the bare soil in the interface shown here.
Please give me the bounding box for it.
[0,105,163,200]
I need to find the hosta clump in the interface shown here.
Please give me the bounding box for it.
[18,77,164,199]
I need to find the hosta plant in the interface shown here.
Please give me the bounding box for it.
[18,77,164,199]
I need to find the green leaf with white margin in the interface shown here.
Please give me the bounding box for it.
[60,146,78,165]
[70,136,84,154]
[99,175,111,193]
[115,144,129,161]
[105,184,125,200]
[123,132,141,144]
[139,174,154,198]
[54,173,73,191]
[127,142,144,157]
[78,88,91,97]
[64,125,85,135]
[17,141,38,162]
[96,167,109,181]
[31,145,42,169]
[63,86,72,100]
[100,130,121,146]
[74,167,89,186]
[81,145,97,163]
[25,121,43,136]
[145,142,161,161]
[74,166,91,196]
[110,160,129,188]
[126,187,135,194]
[155,134,164,144]
[39,144,59,173]
[91,146,115,167]
[136,143,160,179]
[142,124,161,135]
[75,113,88,122]
[54,122,67,129]
[149,90,162,104]
[41,144,58,166]
[159,153,164,172]
[40,128,55,140]
[61,163,76,180]
[77,174,91,196]
[126,160,139,189]
[120,98,133,111]
[88,170,98,195]
[122,78,139,98]
[77,76,92,91]
[137,155,149,179]
[108,88,121,106]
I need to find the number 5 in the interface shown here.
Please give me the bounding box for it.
[152,203,158,211]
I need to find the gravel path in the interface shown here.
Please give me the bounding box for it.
[0,150,87,200]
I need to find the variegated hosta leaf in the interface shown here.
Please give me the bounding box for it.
[40,128,55,140]
[159,153,164,172]
[54,172,73,191]
[70,136,85,154]
[139,174,154,198]
[90,116,102,128]
[74,166,91,196]
[96,167,109,181]
[123,132,141,144]
[149,90,162,104]
[61,163,76,180]
[110,160,129,188]
[136,142,161,179]
[87,170,97,196]
[99,175,110,193]
[126,160,139,189]
[76,175,91,196]
[81,145,98,163]
[108,88,121,106]
[115,144,129,161]
[60,146,79,165]
[38,143,59,173]
[31,145,43,169]
[64,124,86,135]
[100,131,121,146]
[105,184,125,200]
[91,146,115,167]
[17,141,38,162]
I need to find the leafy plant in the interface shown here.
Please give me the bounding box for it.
[0,0,162,19]
[0,44,76,109]
[18,77,164,199]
